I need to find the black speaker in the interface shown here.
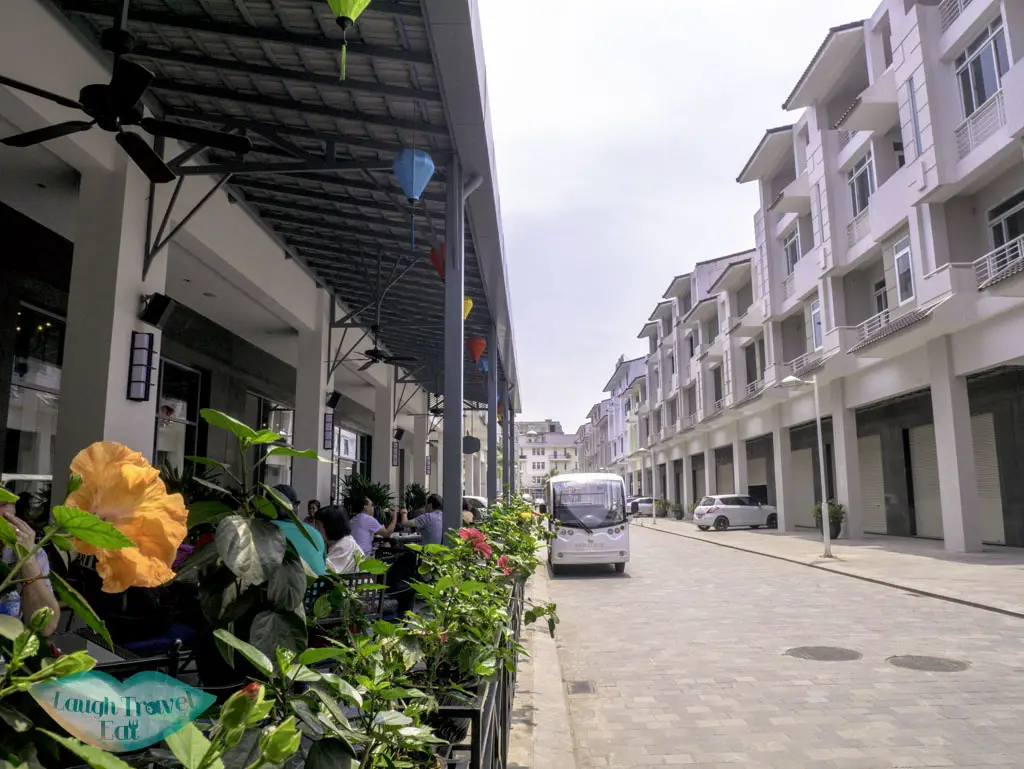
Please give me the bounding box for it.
[139,293,176,330]
[326,390,342,409]
[394,427,406,441]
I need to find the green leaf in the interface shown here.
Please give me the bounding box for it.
[187,500,234,529]
[164,723,224,769]
[50,572,113,650]
[41,731,135,769]
[372,710,412,727]
[266,446,326,462]
[200,409,258,441]
[398,725,446,743]
[267,554,307,612]
[251,496,278,520]
[11,630,40,667]
[213,628,273,678]
[52,506,135,550]
[313,594,332,620]
[459,580,490,595]
[185,455,230,471]
[296,647,348,666]
[0,516,18,547]
[305,737,357,769]
[0,614,23,641]
[288,665,321,684]
[250,429,282,445]
[355,557,389,575]
[174,542,220,583]
[52,534,73,551]
[260,484,316,546]
[0,702,31,732]
[193,476,235,499]
[250,610,306,661]
[216,516,286,587]
[435,575,454,592]
[66,473,83,496]
[0,485,17,504]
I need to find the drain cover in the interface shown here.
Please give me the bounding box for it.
[784,646,863,662]
[887,655,970,672]
[567,680,595,695]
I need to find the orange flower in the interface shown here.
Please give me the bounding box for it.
[66,442,188,593]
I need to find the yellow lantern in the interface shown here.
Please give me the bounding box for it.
[463,297,473,320]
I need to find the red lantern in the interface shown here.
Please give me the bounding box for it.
[466,336,487,362]
[429,243,445,280]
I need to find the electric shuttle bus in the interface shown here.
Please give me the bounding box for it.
[541,472,629,574]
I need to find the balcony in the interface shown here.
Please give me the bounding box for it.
[834,68,898,134]
[711,398,725,416]
[731,301,765,338]
[703,335,725,363]
[781,273,795,300]
[938,0,974,33]
[1004,60,1024,139]
[955,92,1005,160]
[767,173,811,216]
[783,350,825,378]
[682,413,697,431]
[847,208,871,249]
[974,233,1024,296]
[838,129,852,150]
[868,162,922,244]
[669,372,679,393]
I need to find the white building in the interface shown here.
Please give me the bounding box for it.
[602,355,646,487]
[612,0,1024,552]
[515,419,578,497]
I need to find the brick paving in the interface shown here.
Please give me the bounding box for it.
[548,525,1024,768]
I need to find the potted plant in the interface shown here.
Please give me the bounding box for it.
[342,473,394,522]
[653,499,669,519]
[403,482,428,515]
[813,499,845,540]
[671,502,684,520]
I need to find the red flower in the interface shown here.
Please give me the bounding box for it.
[498,555,513,576]
[458,528,492,559]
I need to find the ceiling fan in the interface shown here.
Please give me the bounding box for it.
[0,1,251,183]
[355,324,416,371]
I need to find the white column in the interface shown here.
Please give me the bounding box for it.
[53,160,165,499]
[428,436,441,494]
[831,380,862,539]
[293,290,334,505]
[733,430,748,496]
[371,370,394,489]
[412,415,428,488]
[771,406,792,532]
[704,445,717,496]
[465,452,476,496]
[665,459,676,504]
[681,453,693,511]
[927,336,982,553]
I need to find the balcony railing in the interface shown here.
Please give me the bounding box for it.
[939,0,974,32]
[838,129,852,149]
[746,379,764,396]
[847,207,871,248]
[974,232,1024,289]
[785,351,822,377]
[682,413,697,430]
[781,273,795,300]
[712,398,725,414]
[670,373,679,392]
[955,91,1005,159]
[854,309,891,344]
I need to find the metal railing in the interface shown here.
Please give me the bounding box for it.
[781,273,795,299]
[955,91,1005,159]
[838,129,852,149]
[854,309,892,344]
[670,373,679,392]
[682,413,697,430]
[847,207,871,248]
[785,351,821,376]
[746,379,764,396]
[974,232,1024,288]
[712,398,725,414]
[940,0,974,31]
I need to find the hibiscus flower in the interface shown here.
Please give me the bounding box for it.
[458,527,493,559]
[497,554,513,576]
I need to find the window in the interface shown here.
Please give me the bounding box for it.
[894,140,905,169]
[873,279,889,315]
[894,238,914,305]
[782,228,800,274]
[810,299,823,351]
[688,334,696,358]
[668,355,675,374]
[907,76,923,157]
[955,18,1009,119]
[848,151,875,217]
[988,188,1024,248]
[155,361,202,474]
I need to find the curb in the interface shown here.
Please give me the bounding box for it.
[642,522,1024,622]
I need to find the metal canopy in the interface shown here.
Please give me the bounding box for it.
[56,0,503,404]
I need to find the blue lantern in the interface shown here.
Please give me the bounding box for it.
[393,148,435,252]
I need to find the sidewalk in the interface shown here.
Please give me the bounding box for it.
[638,517,1024,617]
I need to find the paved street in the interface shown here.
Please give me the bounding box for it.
[548,525,1024,768]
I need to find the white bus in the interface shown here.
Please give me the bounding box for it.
[541,472,629,575]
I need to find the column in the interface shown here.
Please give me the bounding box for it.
[681,453,693,512]
[927,336,982,553]
[466,452,476,496]
[665,460,676,504]
[831,380,863,539]
[412,415,428,488]
[53,159,166,499]
[428,435,441,494]
[442,153,466,535]
[733,430,748,496]
[508,399,516,495]
[371,369,394,488]
[703,445,717,496]
[292,290,334,505]
[487,326,499,504]
[771,406,792,532]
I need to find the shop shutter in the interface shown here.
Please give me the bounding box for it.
[717,462,735,494]
[748,457,767,487]
[859,434,886,534]
[790,448,816,528]
[910,424,943,539]
[972,412,1004,545]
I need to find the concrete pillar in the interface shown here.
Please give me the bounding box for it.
[442,153,466,533]
[53,160,166,499]
[412,415,428,488]
[466,451,477,496]
[681,453,693,511]
[371,370,394,489]
[703,445,717,496]
[927,336,982,553]
[487,327,498,504]
[733,431,748,496]
[831,380,863,539]
[292,290,334,505]
[428,436,441,494]
[771,406,792,532]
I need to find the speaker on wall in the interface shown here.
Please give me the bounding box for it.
[139,293,176,330]
[394,427,406,441]
[326,390,342,409]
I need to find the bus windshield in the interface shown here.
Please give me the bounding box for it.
[551,479,626,530]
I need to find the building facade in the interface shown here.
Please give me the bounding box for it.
[515,419,579,497]
[591,0,1024,552]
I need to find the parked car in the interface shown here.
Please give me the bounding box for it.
[693,495,777,531]
[629,497,655,517]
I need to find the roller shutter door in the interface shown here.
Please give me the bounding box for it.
[790,448,816,528]
[859,434,886,534]
[748,457,767,487]
[717,462,735,494]
[910,424,943,540]
[972,413,1004,545]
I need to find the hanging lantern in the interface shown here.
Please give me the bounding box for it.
[476,355,489,381]
[327,0,373,80]
[463,296,473,320]
[429,244,445,280]
[392,148,436,252]
[466,336,487,362]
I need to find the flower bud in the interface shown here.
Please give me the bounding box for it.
[258,716,301,765]
[223,726,246,750]
[220,682,264,730]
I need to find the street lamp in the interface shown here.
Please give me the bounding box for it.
[781,374,833,558]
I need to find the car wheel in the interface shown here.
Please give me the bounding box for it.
[713,516,729,531]
[697,525,710,531]
[766,513,778,529]
[614,562,626,574]
[750,525,761,529]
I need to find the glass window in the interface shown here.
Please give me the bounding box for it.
[989,189,1024,249]
[894,238,915,304]
[874,279,889,315]
[955,18,1009,119]
[908,76,923,157]
[698,496,715,506]
[154,360,201,475]
[848,151,875,217]
[811,299,823,350]
[782,228,800,274]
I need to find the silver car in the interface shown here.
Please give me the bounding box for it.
[629,497,655,517]
[693,495,777,531]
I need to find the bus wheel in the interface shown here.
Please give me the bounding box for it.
[614,563,626,574]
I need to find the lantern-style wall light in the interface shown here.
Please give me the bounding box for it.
[126,331,155,402]
[323,411,334,451]
[392,148,435,250]
[327,0,373,80]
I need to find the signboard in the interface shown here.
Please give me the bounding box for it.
[31,671,215,752]
[392,440,400,467]
[425,455,431,476]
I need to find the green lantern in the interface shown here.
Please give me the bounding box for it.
[327,0,373,80]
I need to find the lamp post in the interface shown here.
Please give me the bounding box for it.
[781,374,833,558]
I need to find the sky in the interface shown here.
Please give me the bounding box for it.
[476,0,881,432]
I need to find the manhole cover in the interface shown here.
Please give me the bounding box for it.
[887,655,970,672]
[784,646,862,662]
[567,680,595,695]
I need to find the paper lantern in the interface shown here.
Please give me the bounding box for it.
[393,148,435,250]
[429,244,445,279]
[466,336,487,362]
[327,0,373,80]
[463,296,473,320]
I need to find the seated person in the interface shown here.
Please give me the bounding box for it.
[314,505,364,574]
[271,484,327,575]
[1,500,59,636]
[400,493,444,546]
[349,496,397,554]
[462,498,475,525]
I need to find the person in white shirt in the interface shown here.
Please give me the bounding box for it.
[314,505,364,574]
